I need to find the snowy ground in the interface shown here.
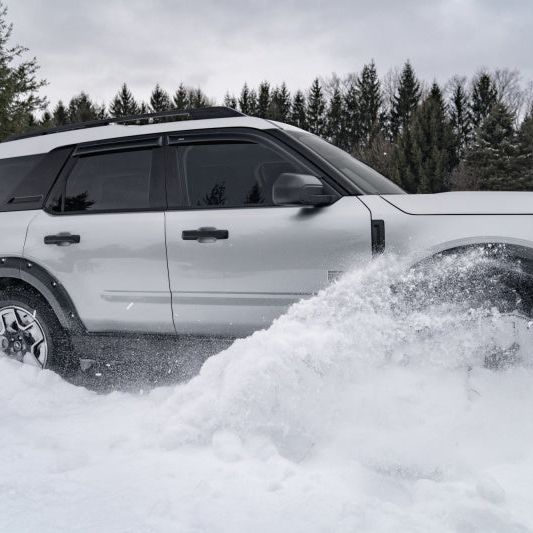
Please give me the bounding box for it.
[2,254,533,533]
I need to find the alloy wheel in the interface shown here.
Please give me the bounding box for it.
[0,305,48,368]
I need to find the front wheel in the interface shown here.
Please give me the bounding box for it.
[0,286,74,373]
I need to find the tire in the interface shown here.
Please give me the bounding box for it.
[0,285,75,374]
[399,247,533,369]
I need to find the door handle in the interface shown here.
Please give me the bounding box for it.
[182,227,229,241]
[44,233,81,246]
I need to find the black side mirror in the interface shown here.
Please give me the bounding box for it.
[272,173,335,207]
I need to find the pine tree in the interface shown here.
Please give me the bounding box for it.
[269,83,291,122]
[238,83,257,115]
[517,112,533,185]
[109,83,139,117]
[257,81,271,118]
[0,2,47,139]
[455,103,528,190]
[52,100,68,125]
[470,72,497,129]
[39,110,53,128]
[449,78,471,161]
[390,61,421,140]
[408,83,454,193]
[392,128,417,191]
[342,77,359,151]
[356,60,382,148]
[68,92,105,122]
[290,90,307,129]
[307,78,326,136]
[224,92,237,109]
[149,84,171,112]
[325,85,343,146]
[173,83,189,109]
[188,88,209,108]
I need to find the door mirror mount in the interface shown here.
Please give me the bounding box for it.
[272,173,335,207]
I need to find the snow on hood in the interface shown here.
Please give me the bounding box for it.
[383,191,533,215]
[2,251,533,532]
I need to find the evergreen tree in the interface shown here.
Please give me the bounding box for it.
[0,2,47,139]
[342,77,359,151]
[52,100,68,125]
[356,60,382,148]
[173,83,188,109]
[392,128,417,191]
[238,83,257,115]
[39,110,53,128]
[68,92,105,122]
[449,78,471,161]
[109,83,139,117]
[149,84,171,112]
[290,90,307,129]
[257,81,271,118]
[325,85,343,146]
[408,83,454,193]
[470,72,497,129]
[390,61,421,140]
[224,92,237,109]
[517,112,533,185]
[188,88,209,108]
[307,78,326,136]
[269,83,291,122]
[455,103,528,190]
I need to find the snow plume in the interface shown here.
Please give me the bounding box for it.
[2,250,533,532]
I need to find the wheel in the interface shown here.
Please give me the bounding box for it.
[0,285,74,373]
[400,246,533,369]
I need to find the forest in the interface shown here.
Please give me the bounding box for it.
[0,4,531,192]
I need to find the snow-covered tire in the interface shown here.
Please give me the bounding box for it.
[0,285,74,374]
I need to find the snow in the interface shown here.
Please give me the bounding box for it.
[2,252,533,532]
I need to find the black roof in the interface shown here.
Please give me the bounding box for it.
[6,106,245,142]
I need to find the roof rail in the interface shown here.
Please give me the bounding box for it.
[6,106,246,142]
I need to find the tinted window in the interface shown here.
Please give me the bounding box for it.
[0,154,44,206]
[287,131,405,194]
[64,149,153,212]
[177,142,307,208]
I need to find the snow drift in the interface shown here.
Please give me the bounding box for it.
[2,251,533,533]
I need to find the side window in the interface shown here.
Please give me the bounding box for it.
[62,149,154,213]
[0,154,43,207]
[176,141,309,208]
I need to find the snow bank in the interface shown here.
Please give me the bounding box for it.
[2,252,533,532]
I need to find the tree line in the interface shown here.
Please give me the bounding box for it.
[0,2,531,192]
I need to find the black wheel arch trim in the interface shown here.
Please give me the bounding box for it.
[0,257,85,333]
[417,243,533,309]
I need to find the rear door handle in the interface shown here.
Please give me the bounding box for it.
[44,233,81,246]
[182,227,229,241]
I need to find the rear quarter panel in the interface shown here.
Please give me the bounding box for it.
[0,211,37,256]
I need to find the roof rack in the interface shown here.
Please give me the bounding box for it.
[6,106,246,142]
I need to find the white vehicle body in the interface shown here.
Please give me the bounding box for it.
[0,107,531,369]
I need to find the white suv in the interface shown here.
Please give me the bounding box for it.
[0,106,532,372]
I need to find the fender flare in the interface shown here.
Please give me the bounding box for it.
[0,256,85,333]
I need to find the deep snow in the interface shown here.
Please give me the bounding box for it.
[2,252,533,533]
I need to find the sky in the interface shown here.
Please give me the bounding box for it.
[6,0,533,109]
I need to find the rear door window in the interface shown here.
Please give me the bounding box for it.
[62,149,155,213]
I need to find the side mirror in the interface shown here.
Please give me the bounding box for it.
[272,173,335,207]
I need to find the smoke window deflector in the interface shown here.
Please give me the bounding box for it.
[73,136,163,157]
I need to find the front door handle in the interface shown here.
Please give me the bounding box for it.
[182,227,229,241]
[44,233,81,246]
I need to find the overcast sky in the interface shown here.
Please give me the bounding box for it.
[7,0,533,109]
